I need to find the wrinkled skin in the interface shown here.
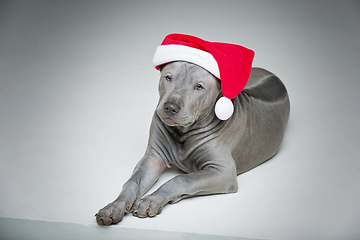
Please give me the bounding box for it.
[95,61,290,225]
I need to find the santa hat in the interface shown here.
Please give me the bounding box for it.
[152,33,255,120]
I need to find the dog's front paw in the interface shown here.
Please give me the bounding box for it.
[132,194,167,218]
[95,201,130,225]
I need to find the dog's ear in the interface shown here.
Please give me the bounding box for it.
[158,64,166,72]
[216,79,221,90]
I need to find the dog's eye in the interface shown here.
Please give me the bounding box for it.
[165,75,172,81]
[195,84,204,90]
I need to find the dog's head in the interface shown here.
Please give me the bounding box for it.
[156,61,221,129]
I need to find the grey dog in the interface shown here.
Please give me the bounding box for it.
[95,61,290,225]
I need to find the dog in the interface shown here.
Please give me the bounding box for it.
[95,60,290,225]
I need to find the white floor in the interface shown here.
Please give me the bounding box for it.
[1,1,359,239]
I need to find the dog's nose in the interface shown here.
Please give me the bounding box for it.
[164,102,181,116]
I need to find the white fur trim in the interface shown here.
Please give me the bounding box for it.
[152,45,220,78]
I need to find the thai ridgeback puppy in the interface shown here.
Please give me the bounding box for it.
[95,61,290,225]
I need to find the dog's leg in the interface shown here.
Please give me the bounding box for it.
[95,156,166,225]
[132,158,238,218]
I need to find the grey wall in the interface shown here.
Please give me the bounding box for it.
[1,1,359,239]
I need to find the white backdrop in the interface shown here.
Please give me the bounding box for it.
[1,1,359,239]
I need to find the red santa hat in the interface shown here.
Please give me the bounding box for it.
[152,33,255,120]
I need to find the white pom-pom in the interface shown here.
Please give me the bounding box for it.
[215,97,234,120]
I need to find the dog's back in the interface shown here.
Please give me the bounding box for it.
[232,68,290,174]
[244,68,289,105]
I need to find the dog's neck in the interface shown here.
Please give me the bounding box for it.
[163,110,223,143]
